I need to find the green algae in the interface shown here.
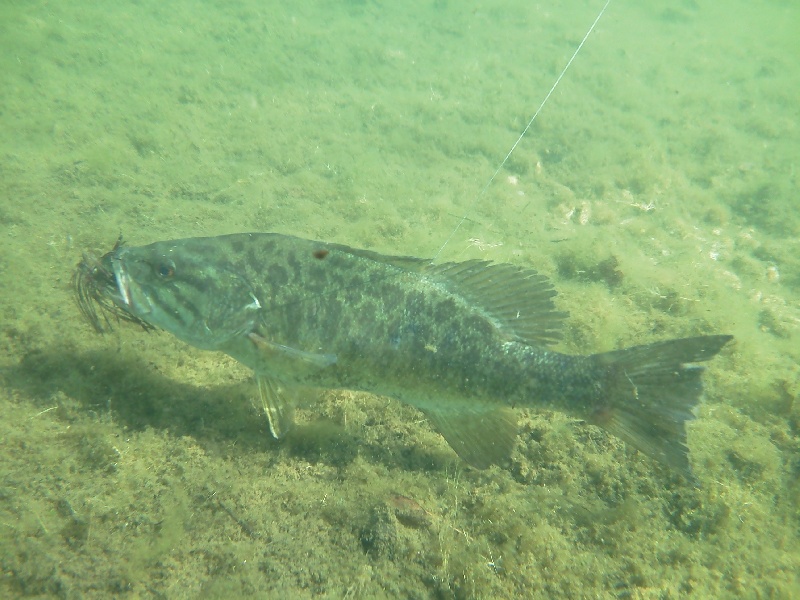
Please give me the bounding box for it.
[1,0,799,597]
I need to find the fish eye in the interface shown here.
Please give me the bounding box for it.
[155,260,175,279]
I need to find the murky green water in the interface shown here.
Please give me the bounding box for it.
[1,0,798,597]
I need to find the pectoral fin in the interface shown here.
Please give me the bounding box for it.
[421,406,518,469]
[248,332,337,374]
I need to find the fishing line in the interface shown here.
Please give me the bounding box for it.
[82,2,613,335]
[432,0,612,262]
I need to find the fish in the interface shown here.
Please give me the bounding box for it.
[73,232,732,479]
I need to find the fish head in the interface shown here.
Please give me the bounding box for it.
[74,237,261,349]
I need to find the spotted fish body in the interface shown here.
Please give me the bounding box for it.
[75,233,731,478]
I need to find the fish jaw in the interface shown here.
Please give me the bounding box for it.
[110,249,136,311]
[102,242,261,351]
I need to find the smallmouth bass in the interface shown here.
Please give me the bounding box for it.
[73,233,732,479]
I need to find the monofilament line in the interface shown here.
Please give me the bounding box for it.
[432,0,612,261]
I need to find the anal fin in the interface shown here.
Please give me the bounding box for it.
[421,406,518,469]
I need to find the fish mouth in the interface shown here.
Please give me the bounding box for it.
[72,236,154,334]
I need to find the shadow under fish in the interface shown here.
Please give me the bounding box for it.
[73,232,732,481]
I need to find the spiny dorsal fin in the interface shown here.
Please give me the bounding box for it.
[322,243,431,272]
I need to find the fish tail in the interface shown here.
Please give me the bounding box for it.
[588,335,732,481]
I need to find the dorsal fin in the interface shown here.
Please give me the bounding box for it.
[327,244,566,346]
[424,260,567,346]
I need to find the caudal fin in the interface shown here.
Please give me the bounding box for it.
[590,335,732,481]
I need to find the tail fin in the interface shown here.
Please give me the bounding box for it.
[590,335,732,480]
